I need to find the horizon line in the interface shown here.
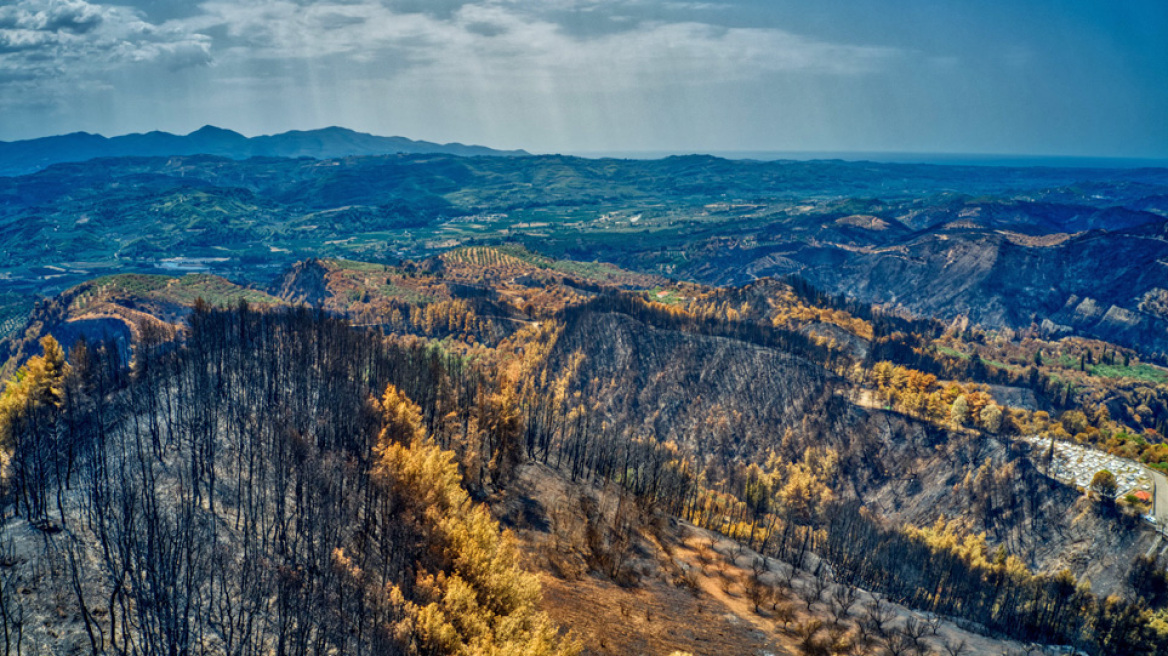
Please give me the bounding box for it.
[2,125,1166,169]
[565,149,1168,168]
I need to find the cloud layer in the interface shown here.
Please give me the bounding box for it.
[0,0,904,150]
[179,0,894,86]
[0,0,1163,158]
[0,0,210,84]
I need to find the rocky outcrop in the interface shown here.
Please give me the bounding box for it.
[272,258,333,307]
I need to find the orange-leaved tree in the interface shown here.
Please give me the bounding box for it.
[0,335,71,519]
[368,384,578,656]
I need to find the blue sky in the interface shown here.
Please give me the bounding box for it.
[0,0,1165,157]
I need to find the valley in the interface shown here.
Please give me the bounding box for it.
[3,153,1167,357]
[2,152,1168,655]
[2,0,1164,652]
[2,239,1168,653]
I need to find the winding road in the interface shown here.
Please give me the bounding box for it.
[1146,466,1168,528]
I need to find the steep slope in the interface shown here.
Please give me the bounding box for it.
[4,254,1168,653]
[684,221,1168,354]
[0,308,574,655]
[545,309,838,458]
[529,298,1159,597]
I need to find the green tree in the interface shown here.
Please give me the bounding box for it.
[0,336,71,517]
[950,395,970,427]
[778,447,838,525]
[979,404,1003,433]
[1091,470,1118,499]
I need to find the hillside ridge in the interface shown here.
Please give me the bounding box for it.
[0,125,529,177]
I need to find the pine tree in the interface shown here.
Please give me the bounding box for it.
[950,395,970,427]
[0,336,71,521]
[372,385,579,656]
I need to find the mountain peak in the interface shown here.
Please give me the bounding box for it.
[189,125,245,138]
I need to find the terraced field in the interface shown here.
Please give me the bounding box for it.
[72,274,283,310]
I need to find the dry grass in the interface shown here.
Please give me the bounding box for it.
[539,570,784,656]
[504,463,1043,656]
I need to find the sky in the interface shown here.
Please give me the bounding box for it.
[0,0,1165,158]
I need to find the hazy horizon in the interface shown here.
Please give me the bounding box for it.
[4,123,1168,170]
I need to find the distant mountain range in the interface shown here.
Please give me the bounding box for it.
[0,126,529,177]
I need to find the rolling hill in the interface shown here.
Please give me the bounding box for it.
[2,151,1167,359]
[4,250,1167,653]
[0,125,529,177]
